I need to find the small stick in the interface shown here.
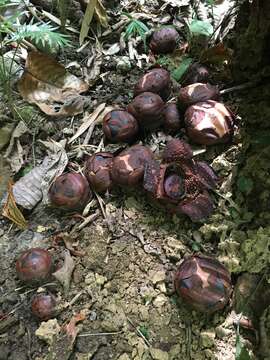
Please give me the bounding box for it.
[78,330,123,337]
[127,317,151,347]
[220,80,260,95]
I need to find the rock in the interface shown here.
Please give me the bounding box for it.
[215,325,231,339]
[200,330,216,348]
[150,347,169,360]
[95,273,107,286]
[118,353,131,360]
[35,319,60,345]
[153,294,167,308]
[149,270,166,284]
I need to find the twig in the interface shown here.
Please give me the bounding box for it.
[71,210,100,233]
[127,317,151,347]
[220,80,261,95]
[78,330,123,337]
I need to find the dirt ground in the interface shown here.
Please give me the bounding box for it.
[0,1,270,360]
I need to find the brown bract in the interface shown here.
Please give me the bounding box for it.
[182,63,210,86]
[175,255,232,313]
[31,293,57,320]
[162,139,193,163]
[103,110,139,143]
[111,144,153,186]
[179,83,219,106]
[84,152,114,193]
[184,100,234,145]
[16,248,52,284]
[49,173,91,210]
[127,92,165,130]
[150,27,180,54]
[163,103,182,132]
[134,68,171,100]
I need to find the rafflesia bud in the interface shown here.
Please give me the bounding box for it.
[184,100,234,145]
[103,110,139,143]
[150,27,180,54]
[31,293,57,320]
[127,92,165,130]
[49,173,91,210]
[16,248,52,284]
[179,83,219,106]
[84,152,114,193]
[175,254,232,313]
[163,103,182,132]
[182,63,210,86]
[111,144,153,186]
[162,139,193,163]
[134,68,171,100]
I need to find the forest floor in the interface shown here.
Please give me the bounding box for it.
[0,1,269,360]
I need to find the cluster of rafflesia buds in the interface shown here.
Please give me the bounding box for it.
[48,138,217,221]
[48,27,235,218]
[100,27,234,145]
[15,248,57,320]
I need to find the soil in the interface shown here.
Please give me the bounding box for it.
[0,1,270,360]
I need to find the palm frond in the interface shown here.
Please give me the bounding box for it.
[9,23,71,48]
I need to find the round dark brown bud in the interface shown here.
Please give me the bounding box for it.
[150,27,180,54]
[127,92,165,130]
[179,83,219,106]
[16,248,52,284]
[31,293,57,320]
[84,152,114,193]
[103,110,139,143]
[164,173,185,201]
[163,103,182,132]
[49,173,91,210]
[111,144,153,186]
[134,68,171,100]
[184,100,234,145]
[162,139,193,163]
[182,63,210,86]
[175,254,232,313]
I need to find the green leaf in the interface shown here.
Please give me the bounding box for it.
[9,22,70,48]
[138,325,149,340]
[237,176,254,194]
[79,0,97,45]
[235,335,251,360]
[134,19,149,33]
[189,19,213,37]
[171,56,193,81]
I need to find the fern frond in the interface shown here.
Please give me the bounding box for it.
[9,23,71,48]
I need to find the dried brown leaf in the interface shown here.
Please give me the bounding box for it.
[18,51,89,116]
[2,181,28,229]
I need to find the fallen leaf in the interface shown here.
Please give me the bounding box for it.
[68,103,106,143]
[94,0,109,28]
[82,42,103,86]
[2,181,28,229]
[18,51,89,116]
[79,0,97,45]
[52,250,75,292]
[65,311,86,340]
[1,140,68,210]
[200,43,233,65]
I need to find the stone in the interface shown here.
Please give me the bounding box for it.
[149,270,166,284]
[35,319,60,345]
[118,354,131,360]
[200,330,216,348]
[150,347,169,360]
